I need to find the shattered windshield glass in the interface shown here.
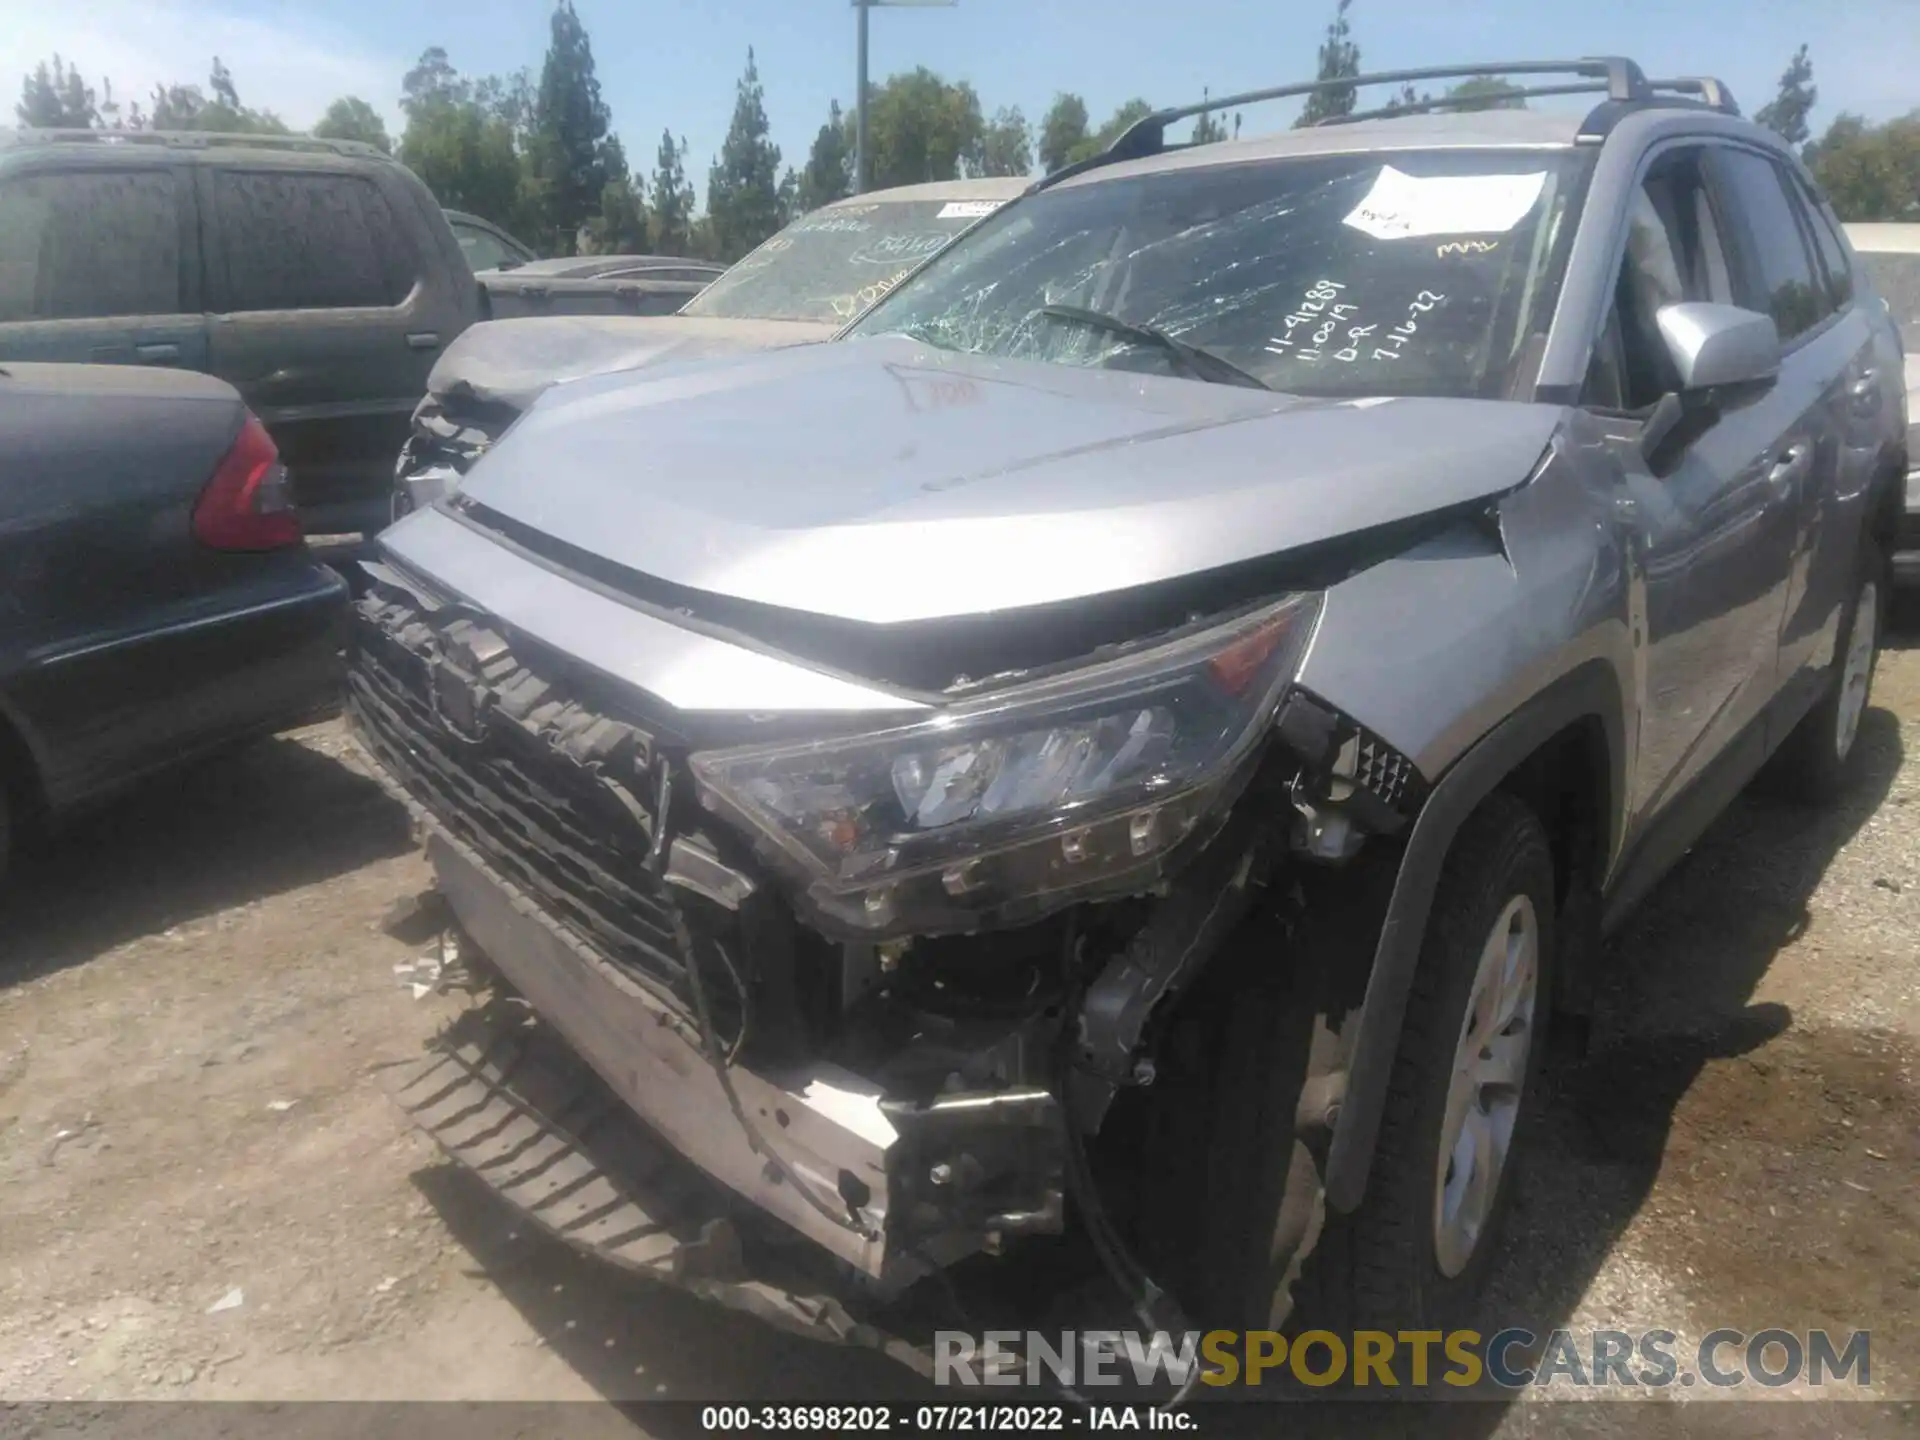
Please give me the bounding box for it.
[683,197,1009,325]
[1857,250,1920,352]
[845,150,1592,399]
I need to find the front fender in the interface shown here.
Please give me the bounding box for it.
[1322,658,1626,1211]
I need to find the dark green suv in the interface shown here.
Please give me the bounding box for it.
[0,129,482,537]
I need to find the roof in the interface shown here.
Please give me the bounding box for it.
[1845,222,1920,255]
[503,254,727,279]
[825,175,1032,208]
[1052,108,1585,190]
[0,127,391,164]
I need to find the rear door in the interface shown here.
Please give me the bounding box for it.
[198,161,446,536]
[0,157,207,371]
[1768,165,1884,694]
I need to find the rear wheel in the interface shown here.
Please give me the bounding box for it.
[1768,542,1884,804]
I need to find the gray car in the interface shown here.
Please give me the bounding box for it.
[348,59,1904,1370]
[390,177,1028,520]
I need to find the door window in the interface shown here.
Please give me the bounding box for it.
[1586,150,1735,411]
[1713,148,1829,342]
[452,221,522,273]
[1792,175,1855,312]
[0,169,181,322]
[212,170,415,312]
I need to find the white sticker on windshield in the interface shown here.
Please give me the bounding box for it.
[1342,166,1548,241]
[937,200,1004,219]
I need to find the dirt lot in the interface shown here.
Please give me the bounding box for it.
[1,619,1917,1432]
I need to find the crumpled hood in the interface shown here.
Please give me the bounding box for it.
[441,335,1565,625]
[425,314,837,413]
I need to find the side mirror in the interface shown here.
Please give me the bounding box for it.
[1655,302,1781,392]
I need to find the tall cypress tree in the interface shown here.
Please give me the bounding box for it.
[706,49,783,262]
[796,100,852,213]
[1296,0,1361,127]
[529,1,612,254]
[649,129,694,254]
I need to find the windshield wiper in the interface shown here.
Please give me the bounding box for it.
[1036,303,1269,390]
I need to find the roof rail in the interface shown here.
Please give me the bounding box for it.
[1026,58,1746,193]
[1323,73,1740,129]
[1654,76,1740,115]
[1109,58,1648,158]
[1321,80,1619,127]
[0,127,387,159]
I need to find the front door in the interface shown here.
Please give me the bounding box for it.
[1585,145,1805,828]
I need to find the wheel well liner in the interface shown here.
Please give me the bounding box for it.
[1322,660,1625,1212]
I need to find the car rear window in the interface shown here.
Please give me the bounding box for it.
[682,197,1009,324]
[454,222,523,274]
[0,169,181,322]
[847,151,1592,401]
[212,170,415,312]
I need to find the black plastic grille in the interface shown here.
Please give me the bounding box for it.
[1354,732,1417,811]
[348,604,740,1038]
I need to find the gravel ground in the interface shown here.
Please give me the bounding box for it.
[1,620,1916,1435]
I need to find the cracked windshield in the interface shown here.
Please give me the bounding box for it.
[848,151,1586,398]
[682,195,1007,324]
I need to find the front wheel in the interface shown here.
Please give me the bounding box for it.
[1186,792,1557,1333]
[1299,792,1556,1330]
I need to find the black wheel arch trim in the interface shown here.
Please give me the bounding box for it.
[1322,659,1625,1213]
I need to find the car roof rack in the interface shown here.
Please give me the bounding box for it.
[0,127,388,159]
[1324,74,1741,129]
[1029,58,1740,192]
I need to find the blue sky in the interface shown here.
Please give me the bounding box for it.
[7,0,1918,209]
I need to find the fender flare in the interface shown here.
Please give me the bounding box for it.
[1322,659,1625,1212]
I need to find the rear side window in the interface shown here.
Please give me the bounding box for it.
[212,170,415,311]
[0,169,181,322]
[452,221,520,273]
[1713,148,1828,341]
[1794,177,1855,311]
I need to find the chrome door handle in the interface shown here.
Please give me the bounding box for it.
[134,341,181,363]
[1768,443,1811,487]
[406,332,441,351]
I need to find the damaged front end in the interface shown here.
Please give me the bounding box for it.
[347,561,1423,1369]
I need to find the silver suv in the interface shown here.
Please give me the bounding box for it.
[349,58,1904,1371]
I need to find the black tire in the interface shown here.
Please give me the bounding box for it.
[1186,793,1557,1336]
[0,784,10,885]
[1765,540,1886,805]
[1180,899,1334,1331]
[1304,792,1556,1331]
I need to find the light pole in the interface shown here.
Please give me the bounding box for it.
[852,0,957,195]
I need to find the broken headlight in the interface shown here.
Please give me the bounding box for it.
[688,593,1322,936]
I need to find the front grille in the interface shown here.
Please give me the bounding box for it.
[348,594,742,1039]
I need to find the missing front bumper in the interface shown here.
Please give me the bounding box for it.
[413,818,1066,1289]
[387,997,939,1368]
